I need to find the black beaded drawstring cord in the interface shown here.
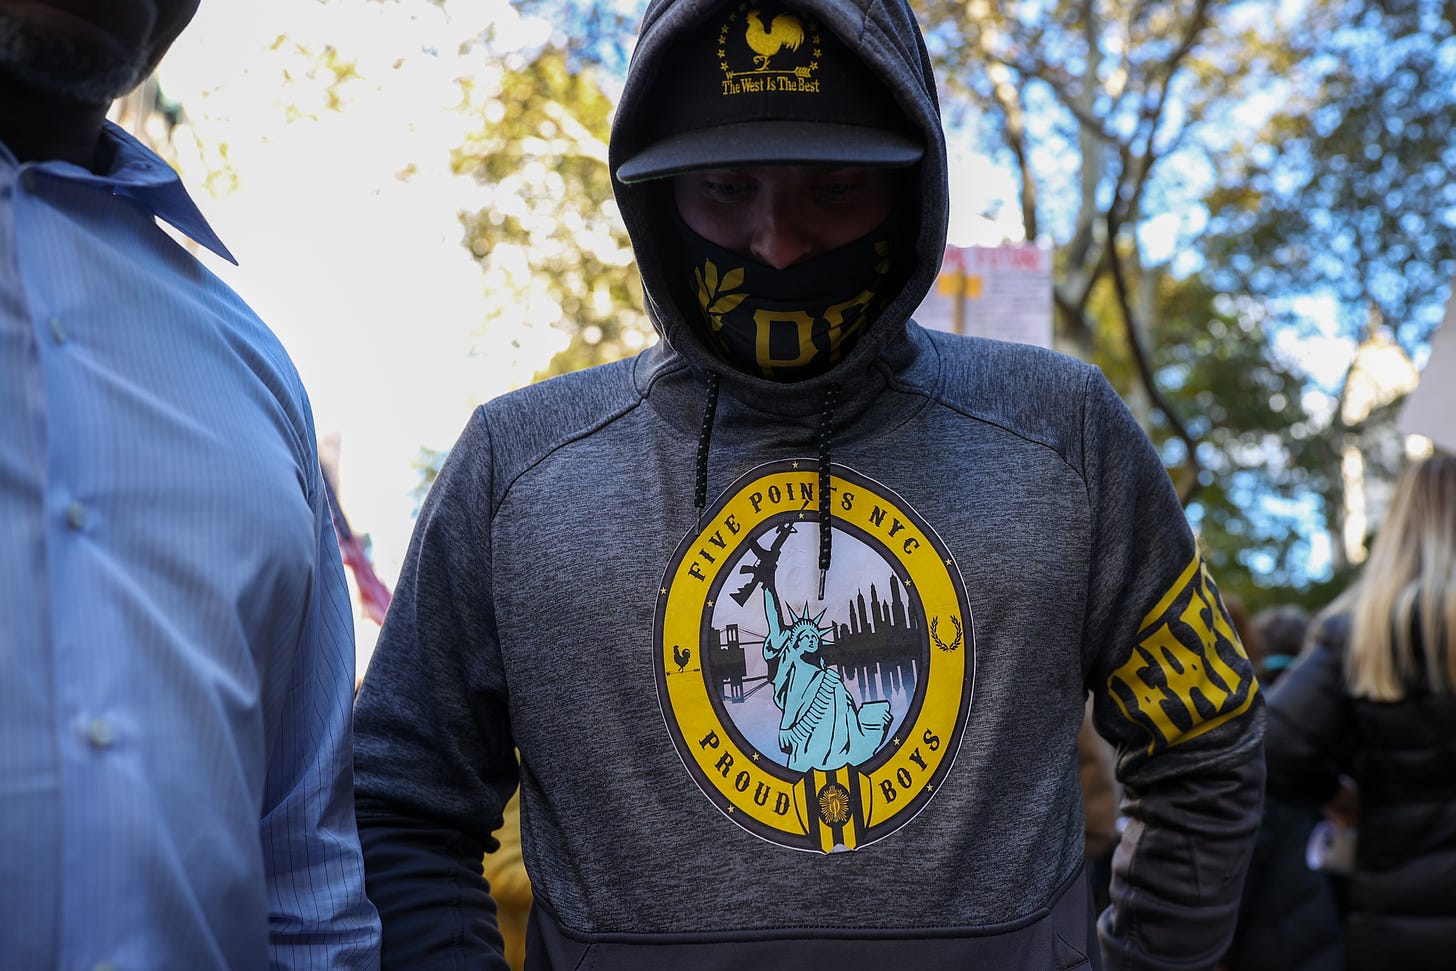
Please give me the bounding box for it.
[694,370,721,535]
[817,382,839,600]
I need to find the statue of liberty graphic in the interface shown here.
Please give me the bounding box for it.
[762,586,893,772]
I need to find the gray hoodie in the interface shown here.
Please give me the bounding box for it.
[354,0,1264,968]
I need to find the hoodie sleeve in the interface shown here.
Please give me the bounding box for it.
[352,408,516,970]
[1076,372,1265,971]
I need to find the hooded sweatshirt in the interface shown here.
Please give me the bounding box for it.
[352,0,1265,968]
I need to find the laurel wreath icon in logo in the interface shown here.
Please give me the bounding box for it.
[931,615,963,652]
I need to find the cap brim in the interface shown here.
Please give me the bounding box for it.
[616,120,924,184]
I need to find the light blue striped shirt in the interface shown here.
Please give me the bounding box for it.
[0,123,381,970]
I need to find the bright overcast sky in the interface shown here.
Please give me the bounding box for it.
[153,0,565,665]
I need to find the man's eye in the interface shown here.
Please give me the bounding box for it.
[818,182,860,200]
[705,181,749,200]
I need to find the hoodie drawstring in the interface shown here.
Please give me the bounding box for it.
[694,374,838,601]
[694,370,721,534]
[817,383,839,600]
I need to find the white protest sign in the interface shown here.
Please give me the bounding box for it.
[914,243,1053,348]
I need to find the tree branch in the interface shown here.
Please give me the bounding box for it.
[1105,207,1202,505]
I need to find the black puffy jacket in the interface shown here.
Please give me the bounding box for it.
[1265,614,1456,969]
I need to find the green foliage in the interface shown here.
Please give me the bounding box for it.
[1083,254,1335,607]
[1203,0,1456,350]
[914,0,1242,351]
[418,38,655,507]
[454,46,652,381]
[911,0,1454,603]
[436,0,1453,605]
[410,446,448,516]
[507,0,641,76]
[1198,0,1456,588]
[1158,282,1334,607]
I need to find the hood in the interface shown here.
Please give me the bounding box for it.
[609,0,950,406]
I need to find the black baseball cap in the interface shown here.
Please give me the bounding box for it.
[615,2,923,183]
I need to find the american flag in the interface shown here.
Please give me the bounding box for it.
[322,471,393,626]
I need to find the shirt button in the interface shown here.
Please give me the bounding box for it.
[86,718,116,748]
[20,170,37,192]
[48,317,68,344]
[66,501,87,530]
[93,963,119,971]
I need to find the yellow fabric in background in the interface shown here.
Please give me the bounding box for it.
[482,790,532,971]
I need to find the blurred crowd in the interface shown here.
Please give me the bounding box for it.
[1227,452,1456,970]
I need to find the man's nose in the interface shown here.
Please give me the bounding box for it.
[749,197,814,269]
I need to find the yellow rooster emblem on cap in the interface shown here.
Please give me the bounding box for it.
[744,9,805,70]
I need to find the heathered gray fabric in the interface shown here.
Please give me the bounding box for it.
[354,0,1265,967]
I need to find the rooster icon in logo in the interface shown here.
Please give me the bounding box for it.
[744,9,804,71]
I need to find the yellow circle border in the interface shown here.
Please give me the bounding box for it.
[653,461,974,853]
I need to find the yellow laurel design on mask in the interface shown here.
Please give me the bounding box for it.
[694,260,748,332]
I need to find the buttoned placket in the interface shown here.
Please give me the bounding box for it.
[17,163,126,971]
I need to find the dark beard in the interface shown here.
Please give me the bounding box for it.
[0,13,148,105]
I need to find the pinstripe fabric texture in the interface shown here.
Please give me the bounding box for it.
[0,123,380,971]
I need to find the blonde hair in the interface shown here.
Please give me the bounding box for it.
[1341,452,1456,700]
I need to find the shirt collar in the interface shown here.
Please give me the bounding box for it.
[5,121,237,265]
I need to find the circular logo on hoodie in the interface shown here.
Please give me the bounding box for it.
[654,460,974,853]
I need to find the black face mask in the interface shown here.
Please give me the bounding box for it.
[677,219,895,380]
